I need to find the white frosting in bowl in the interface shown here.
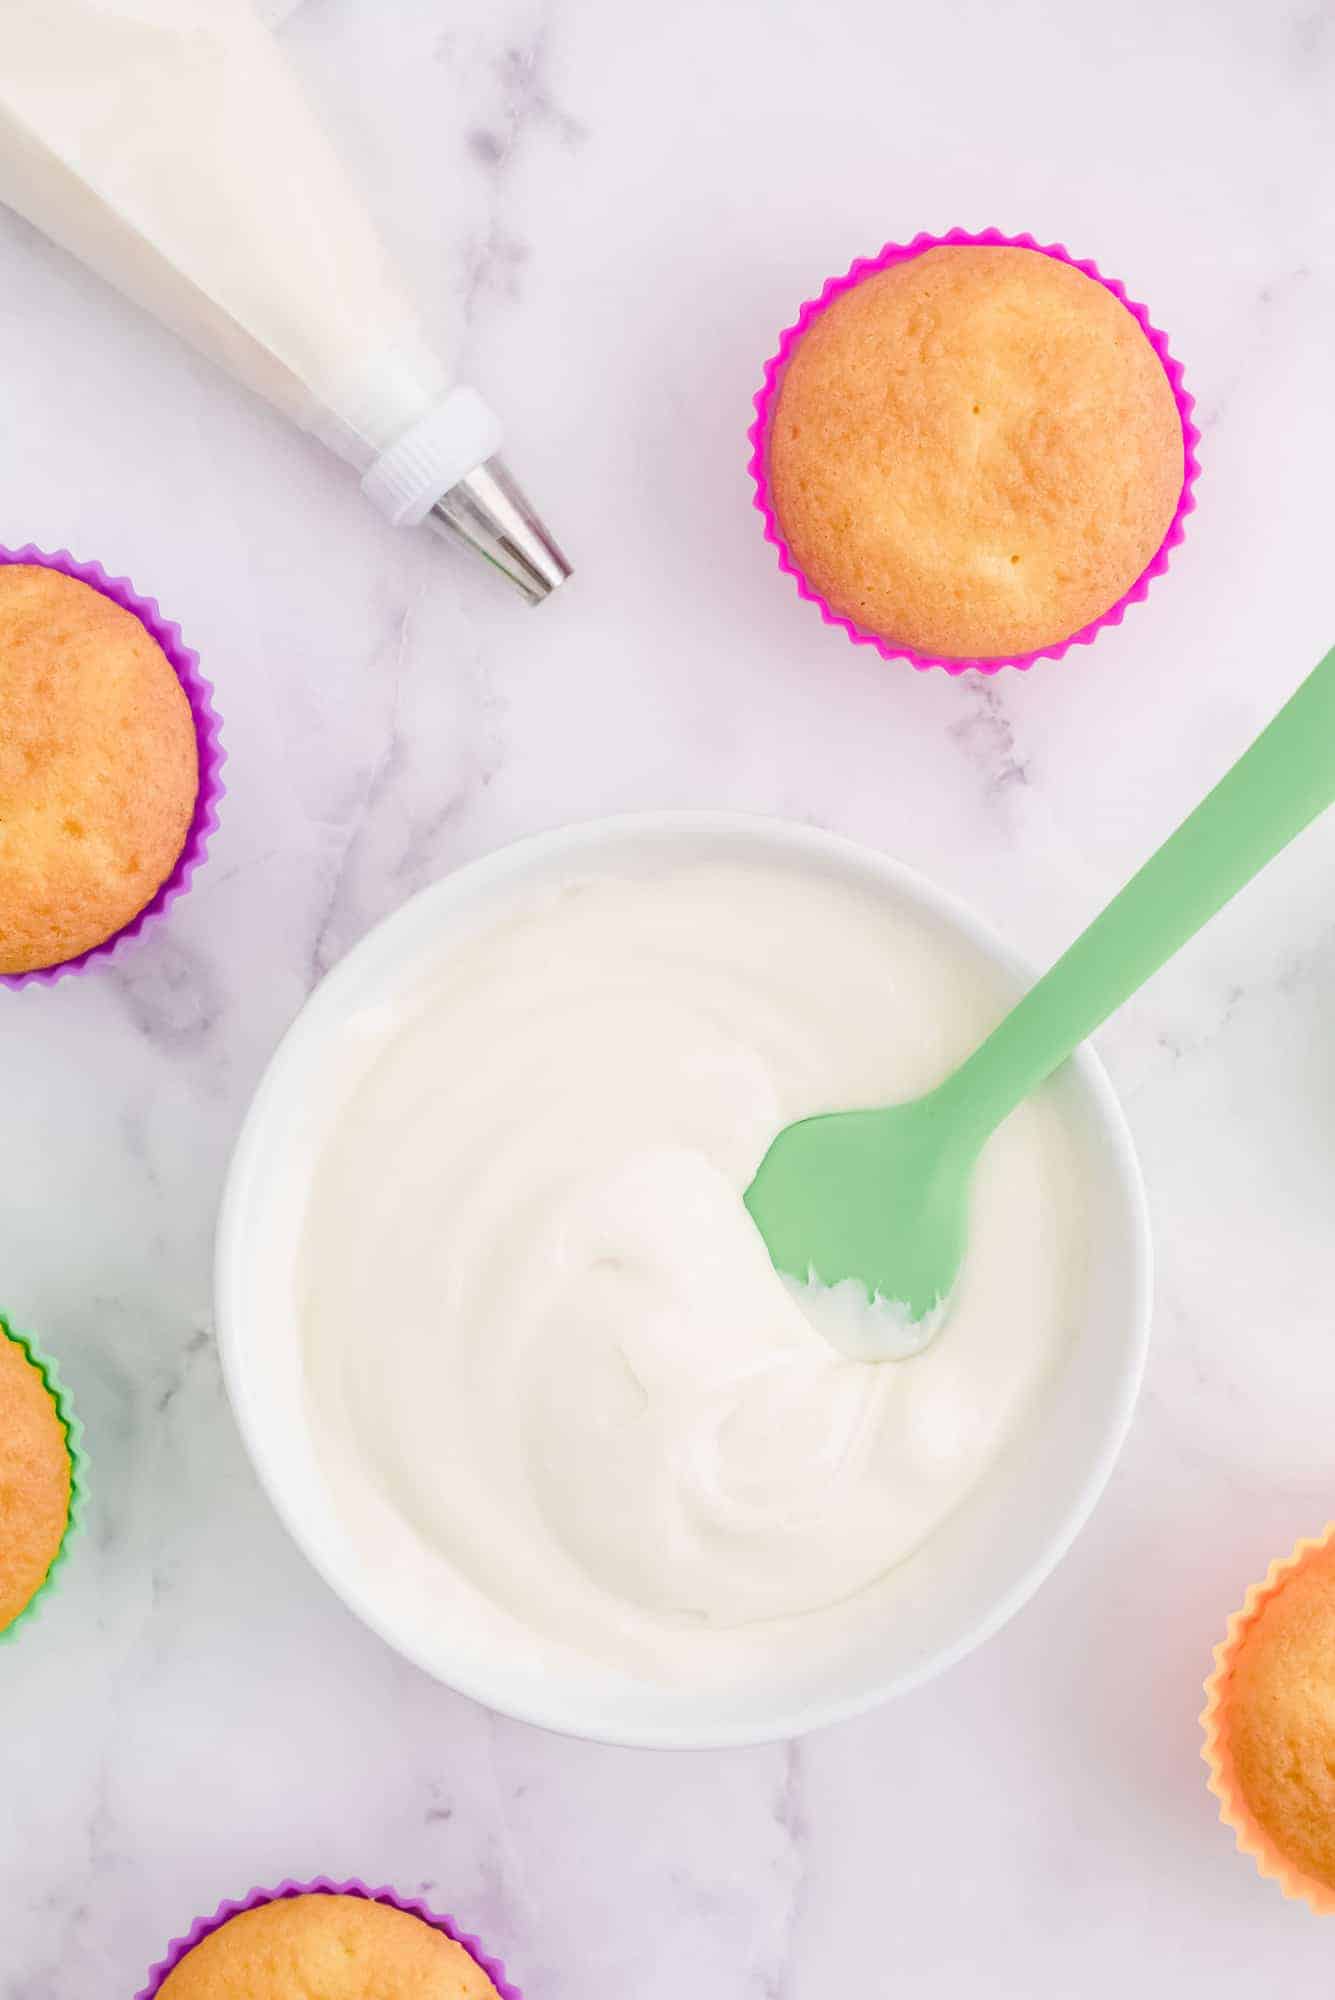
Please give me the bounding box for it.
[299,857,1091,1682]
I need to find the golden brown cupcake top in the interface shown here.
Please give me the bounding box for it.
[768,244,1184,659]
[1228,1539,1335,1890]
[0,1328,72,1631]
[0,564,197,975]
[157,1895,503,2000]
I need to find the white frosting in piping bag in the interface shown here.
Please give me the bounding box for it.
[0,0,499,509]
[301,861,1089,1683]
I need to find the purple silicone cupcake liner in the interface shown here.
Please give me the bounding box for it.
[747,226,1202,677]
[0,544,224,989]
[134,1877,524,2000]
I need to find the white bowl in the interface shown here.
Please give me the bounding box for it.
[216,813,1151,1747]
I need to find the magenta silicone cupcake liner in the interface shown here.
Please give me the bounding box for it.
[134,1877,524,2000]
[0,543,224,989]
[747,226,1202,676]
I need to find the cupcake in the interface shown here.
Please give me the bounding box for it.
[754,232,1195,669]
[1202,1526,1335,1912]
[0,553,220,980]
[140,1884,520,2000]
[0,1316,84,1637]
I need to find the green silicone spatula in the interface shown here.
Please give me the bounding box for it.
[745,641,1335,1349]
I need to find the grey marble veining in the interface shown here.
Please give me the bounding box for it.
[1,0,1334,1993]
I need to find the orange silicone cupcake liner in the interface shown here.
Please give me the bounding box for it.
[1200,1521,1335,1915]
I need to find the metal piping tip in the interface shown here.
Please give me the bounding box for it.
[427,455,571,605]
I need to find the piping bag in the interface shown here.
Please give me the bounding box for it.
[0,0,569,602]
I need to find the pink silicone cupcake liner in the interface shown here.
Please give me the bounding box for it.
[0,543,224,989]
[748,226,1202,676]
[135,1876,525,1999]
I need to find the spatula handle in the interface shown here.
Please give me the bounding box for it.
[943,642,1335,1140]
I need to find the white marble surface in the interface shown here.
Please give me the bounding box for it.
[2,0,1334,1991]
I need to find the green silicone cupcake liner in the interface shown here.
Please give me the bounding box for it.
[0,1312,88,1643]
